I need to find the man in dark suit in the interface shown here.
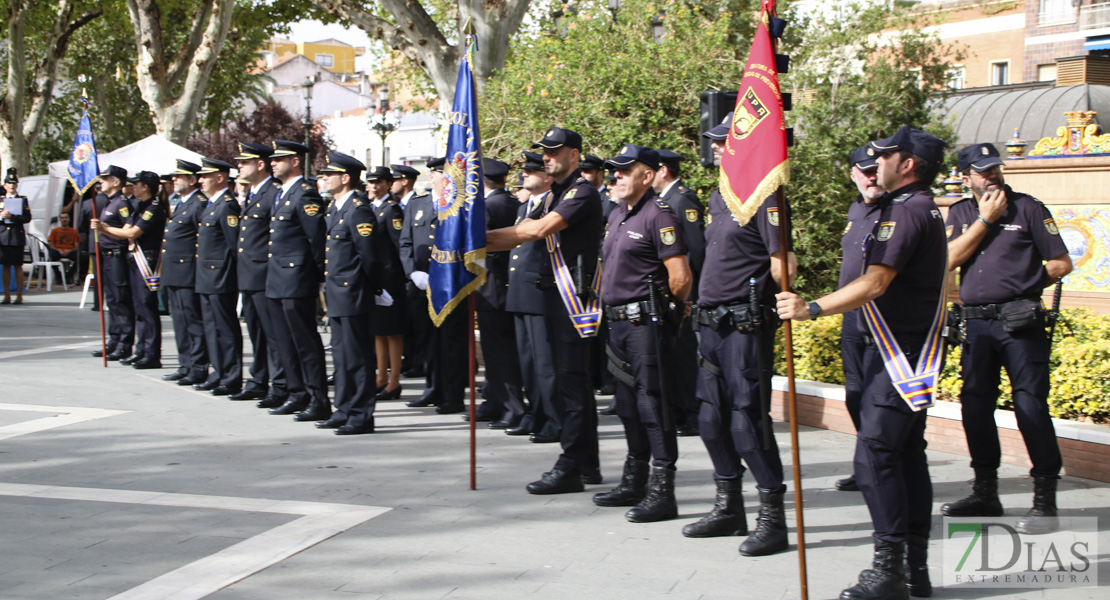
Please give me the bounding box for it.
[399,160,438,404]
[160,160,210,385]
[266,140,330,422]
[194,158,243,396]
[233,142,286,405]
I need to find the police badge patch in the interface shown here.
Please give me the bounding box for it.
[119,206,130,218]
[392,218,403,230]
[877,221,896,242]
[227,215,239,228]
[685,208,698,222]
[767,207,779,227]
[1044,218,1059,235]
[303,203,320,216]
[142,211,153,221]
[357,223,373,237]
[660,227,676,245]
[415,209,424,221]
[945,225,953,237]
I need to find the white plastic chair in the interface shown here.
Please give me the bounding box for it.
[25,233,69,291]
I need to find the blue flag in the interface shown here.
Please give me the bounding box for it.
[67,110,99,194]
[428,37,487,325]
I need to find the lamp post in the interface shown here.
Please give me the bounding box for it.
[301,74,318,175]
[368,85,402,167]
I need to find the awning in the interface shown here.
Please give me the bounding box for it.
[1085,37,1110,51]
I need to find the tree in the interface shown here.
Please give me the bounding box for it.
[315,0,532,101]
[186,101,333,172]
[0,0,101,174]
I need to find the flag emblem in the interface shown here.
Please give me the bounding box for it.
[878,221,896,242]
[304,203,319,216]
[228,215,239,227]
[685,208,698,222]
[1044,218,1059,235]
[357,222,373,237]
[660,227,676,246]
[732,88,771,140]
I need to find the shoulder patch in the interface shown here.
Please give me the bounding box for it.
[227,215,239,228]
[685,208,698,222]
[142,211,153,221]
[392,218,403,230]
[302,182,311,190]
[357,222,373,237]
[893,193,910,204]
[119,206,130,218]
[767,207,779,227]
[945,224,954,237]
[655,198,670,209]
[1044,218,1059,235]
[877,221,896,242]
[566,188,578,198]
[303,203,320,216]
[660,226,676,246]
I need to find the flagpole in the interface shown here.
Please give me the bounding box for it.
[468,294,477,490]
[81,90,108,367]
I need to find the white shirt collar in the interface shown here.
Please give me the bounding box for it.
[250,176,272,195]
[400,190,414,207]
[529,190,550,211]
[281,175,303,192]
[660,179,679,199]
[334,190,355,212]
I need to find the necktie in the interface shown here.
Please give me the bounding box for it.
[272,187,284,216]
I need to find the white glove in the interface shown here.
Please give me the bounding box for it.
[410,270,429,291]
[375,289,394,306]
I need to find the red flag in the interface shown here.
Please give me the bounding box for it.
[719,1,789,227]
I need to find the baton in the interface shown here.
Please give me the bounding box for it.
[751,277,772,450]
[647,275,674,432]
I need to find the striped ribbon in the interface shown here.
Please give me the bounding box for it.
[132,248,161,292]
[545,231,602,338]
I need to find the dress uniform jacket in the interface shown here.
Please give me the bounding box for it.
[400,193,435,276]
[162,190,208,287]
[325,195,380,317]
[477,187,519,311]
[372,194,407,336]
[128,197,167,361]
[0,195,31,249]
[659,180,704,299]
[195,190,241,295]
[237,177,279,292]
[266,178,325,299]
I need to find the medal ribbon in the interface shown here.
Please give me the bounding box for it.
[545,231,602,338]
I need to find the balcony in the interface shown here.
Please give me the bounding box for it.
[1040,8,1078,28]
[1080,2,1110,30]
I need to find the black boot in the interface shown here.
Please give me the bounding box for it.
[625,467,678,523]
[1016,476,1059,535]
[593,456,649,507]
[905,534,932,598]
[840,539,908,600]
[682,478,748,538]
[940,470,1003,517]
[739,485,788,556]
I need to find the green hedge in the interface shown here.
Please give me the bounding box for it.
[773,308,1110,424]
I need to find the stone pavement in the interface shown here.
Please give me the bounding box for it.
[0,290,1107,600]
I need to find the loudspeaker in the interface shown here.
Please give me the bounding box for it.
[699,90,737,167]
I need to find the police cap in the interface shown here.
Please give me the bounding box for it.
[319,152,367,176]
[850,145,878,171]
[271,140,309,157]
[957,143,1005,172]
[391,164,420,180]
[605,145,660,171]
[426,157,446,172]
[197,157,234,175]
[4,168,17,184]
[702,113,732,141]
[656,149,684,171]
[521,151,545,171]
[99,165,128,181]
[579,154,604,171]
[532,127,583,151]
[133,171,161,191]
[234,142,274,161]
[170,160,201,176]
[365,166,394,182]
[869,126,946,165]
[482,158,510,179]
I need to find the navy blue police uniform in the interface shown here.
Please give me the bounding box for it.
[125,173,166,368]
[0,191,30,269]
[368,167,408,338]
[399,177,437,400]
[160,160,209,383]
[234,142,287,404]
[97,166,136,359]
[265,140,329,420]
[580,153,617,400]
[393,164,428,377]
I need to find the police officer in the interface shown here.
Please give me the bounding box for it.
[593,145,691,523]
[941,143,1073,536]
[91,171,166,369]
[581,152,619,407]
[835,146,887,493]
[778,126,947,600]
[654,149,704,436]
[366,166,408,400]
[232,142,286,405]
[504,152,561,439]
[0,169,30,305]
[400,158,439,406]
[474,158,525,428]
[266,140,330,422]
[682,117,794,558]
[580,154,616,221]
[160,160,209,385]
[194,158,243,396]
[316,152,381,435]
[392,164,430,378]
[487,126,603,494]
[93,165,136,360]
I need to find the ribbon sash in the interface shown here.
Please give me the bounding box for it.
[133,248,161,292]
[544,231,602,338]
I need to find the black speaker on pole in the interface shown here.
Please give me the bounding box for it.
[699,90,737,167]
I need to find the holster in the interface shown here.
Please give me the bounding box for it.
[605,343,635,387]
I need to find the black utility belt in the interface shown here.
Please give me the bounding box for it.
[957,297,1042,333]
[605,300,655,322]
[692,303,776,333]
[102,248,125,257]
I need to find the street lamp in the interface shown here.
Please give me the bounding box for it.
[368,85,402,167]
[301,74,318,174]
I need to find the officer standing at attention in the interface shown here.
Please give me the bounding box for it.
[593,145,691,522]
[834,146,888,493]
[160,160,209,385]
[90,171,166,369]
[315,152,381,435]
[392,164,430,378]
[682,118,794,558]
[0,169,31,305]
[93,165,136,361]
[654,149,705,436]
[580,154,617,221]
[487,127,604,494]
[194,158,243,396]
[367,166,408,401]
[778,126,947,600]
[941,143,1073,535]
[581,152,617,405]
[400,158,440,406]
[232,142,286,405]
[266,140,330,422]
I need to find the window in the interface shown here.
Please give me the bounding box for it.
[991,61,1010,86]
[1039,0,1076,27]
[315,53,334,68]
[1038,63,1058,82]
[948,66,966,90]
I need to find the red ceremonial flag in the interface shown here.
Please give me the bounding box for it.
[719,0,789,227]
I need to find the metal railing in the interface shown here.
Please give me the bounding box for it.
[1080,2,1110,30]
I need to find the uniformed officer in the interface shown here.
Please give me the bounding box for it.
[941,143,1073,536]
[474,158,525,428]
[1,169,31,305]
[93,165,136,360]
[194,158,243,396]
[160,160,210,385]
[400,159,439,406]
[91,171,167,369]
[653,149,704,436]
[487,126,604,494]
[366,166,408,401]
[580,154,617,220]
[315,152,381,435]
[682,117,794,557]
[593,145,692,523]
[581,152,619,407]
[266,140,330,422]
[232,142,286,404]
[504,152,560,439]
[835,145,887,493]
[778,126,947,600]
[392,163,430,378]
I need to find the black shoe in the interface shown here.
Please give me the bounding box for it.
[940,471,1003,517]
[526,469,584,495]
[739,485,789,556]
[683,478,748,538]
[229,389,266,401]
[192,381,218,392]
[436,404,464,415]
[162,372,187,381]
[598,403,618,416]
[210,386,239,397]
[676,424,699,437]
[402,368,424,378]
[375,386,402,400]
[463,411,495,422]
[836,475,860,492]
[119,354,142,366]
[132,357,162,370]
[905,534,932,598]
[335,421,375,435]
[106,348,130,361]
[91,349,105,358]
[294,407,332,422]
[593,457,648,507]
[176,376,204,387]
[597,383,616,396]
[406,396,435,408]
[323,343,333,352]
[530,433,559,444]
[487,420,514,430]
[839,539,907,600]
[625,467,678,523]
[1016,476,1060,535]
[505,425,532,436]
[256,396,285,409]
[582,467,603,485]
[327,373,335,386]
[269,400,308,415]
[315,418,346,429]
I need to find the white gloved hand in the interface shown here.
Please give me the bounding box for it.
[375,289,395,306]
[410,270,429,291]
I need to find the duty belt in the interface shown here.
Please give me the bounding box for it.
[692,303,776,332]
[960,297,1038,320]
[604,300,652,322]
[102,248,124,257]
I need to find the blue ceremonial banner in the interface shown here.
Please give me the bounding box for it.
[428,36,487,326]
[67,110,99,195]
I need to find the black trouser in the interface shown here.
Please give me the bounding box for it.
[543,288,599,476]
[242,289,285,396]
[128,257,160,360]
[477,308,523,424]
[268,296,328,410]
[403,282,431,373]
[695,324,783,489]
[199,292,243,389]
[960,317,1061,478]
[857,339,932,543]
[330,312,376,428]
[102,251,134,351]
[513,312,558,437]
[841,310,866,432]
[422,306,468,407]
[609,319,678,470]
[672,317,700,427]
[166,285,208,380]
